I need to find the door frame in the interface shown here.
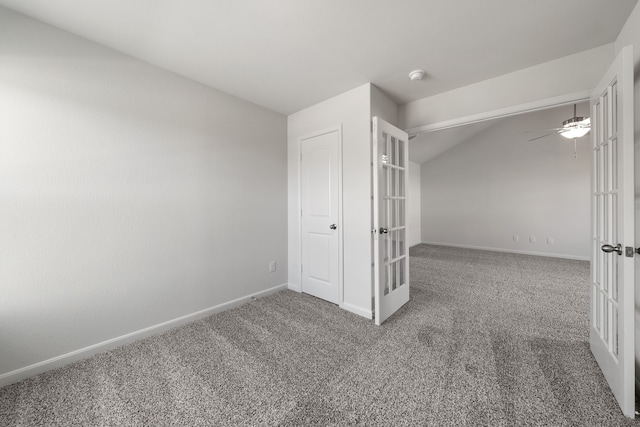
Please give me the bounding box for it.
[298,125,344,306]
[406,87,636,415]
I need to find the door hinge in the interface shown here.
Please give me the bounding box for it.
[301,265,303,273]
[300,209,303,217]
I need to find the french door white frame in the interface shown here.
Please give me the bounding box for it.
[298,125,344,306]
[372,117,410,325]
[589,45,635,418]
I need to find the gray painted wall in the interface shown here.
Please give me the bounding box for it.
[420,105,591,260]
[0,8,287,381]
[408,161,421,247]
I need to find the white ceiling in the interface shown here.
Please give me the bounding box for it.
[0,0,636,115]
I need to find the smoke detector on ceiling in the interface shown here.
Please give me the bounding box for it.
[408,69,426,81]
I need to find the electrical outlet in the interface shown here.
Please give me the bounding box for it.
[547,237,554,245]
[513,235,519,242]
[268,261,276,273]
[529,236,536,244]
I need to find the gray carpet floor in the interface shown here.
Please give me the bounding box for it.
[1,244,639,426]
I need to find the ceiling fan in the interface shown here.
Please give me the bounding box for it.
[528,104,590,141]
[527,103,590,157]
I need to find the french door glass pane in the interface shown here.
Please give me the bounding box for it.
[603,295,609,342]
[391,230,397,260]
[384,264,390,295]
[604,145,609,193]
[382,133,389,163]
[391,169,397,197]
[603,253,609,292]
[596,285,601,332]
[598,148,604,192]
[390,137,397,165]
[612,257,618,302]
[603,92,609,138]
[390,199,396,228]
[612,138,618,190]
[612,305,618,356]
[592,243,598,284]
[391,263,397,291]
[612,81,618,135]
[612,194,617,251]
[596,195,601,241]
[604,194,609,243]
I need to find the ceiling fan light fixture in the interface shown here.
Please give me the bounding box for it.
[560,127,590,139]
[560,116,590,139]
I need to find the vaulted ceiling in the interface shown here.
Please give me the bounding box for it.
[410,102,590,164]
[0,0,636,115]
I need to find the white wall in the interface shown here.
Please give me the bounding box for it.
[614,0,640,388]
[0,8,288,384]
[399,44,614,131]
[408,161,421,247]
[371,85,399,126]
[288,84,372,318]
[287,84,398,319]
[420,105,591,260]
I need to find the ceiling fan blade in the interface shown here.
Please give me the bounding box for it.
[528,132,556,142]
[524,128,563,133]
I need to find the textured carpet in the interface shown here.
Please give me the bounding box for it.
[1,244,638,426]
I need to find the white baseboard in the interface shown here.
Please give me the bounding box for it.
[288,283,301,293]
[340,302,373,319]
[0,283,288,388]
[420,241,590,261]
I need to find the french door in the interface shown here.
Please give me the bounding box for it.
[372,117,410,325]
[590,45,635,418]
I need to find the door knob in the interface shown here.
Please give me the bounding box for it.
[601,243,622,255]
[329,224,337,230]
[380,227,388,234]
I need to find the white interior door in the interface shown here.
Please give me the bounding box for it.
[590,45,635,419]
[373,117,410,325]
[301,130,341,304]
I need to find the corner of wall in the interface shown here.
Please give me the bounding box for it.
[370,84,399,126]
